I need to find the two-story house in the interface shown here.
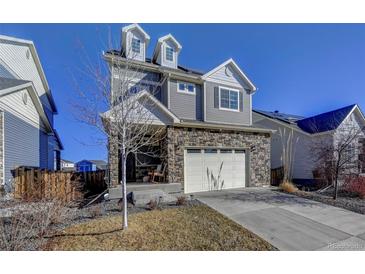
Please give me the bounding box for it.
[106,24,273,194]
[253,104,365,184]
[0,35,63,191]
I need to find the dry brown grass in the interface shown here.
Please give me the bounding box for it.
[279,181,298,193]
[46,205,276,251]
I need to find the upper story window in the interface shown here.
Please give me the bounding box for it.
[219,87,239,111]
[131,38,141,53]
[178,82,196,95]
[166,46,174,61]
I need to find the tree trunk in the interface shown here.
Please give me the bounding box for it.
[333,171,339,200]
[121,145,128,229]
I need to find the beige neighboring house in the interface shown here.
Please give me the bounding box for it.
[253,104,365,184]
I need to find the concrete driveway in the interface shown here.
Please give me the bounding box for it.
[196,188,365,251]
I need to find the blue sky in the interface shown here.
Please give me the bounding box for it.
[0,24,365,162]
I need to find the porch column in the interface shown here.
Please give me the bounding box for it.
[108,132,119,186]
[165,127,175,183]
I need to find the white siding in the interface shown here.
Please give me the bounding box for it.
[0,88,40,129]
[0,40,52,109]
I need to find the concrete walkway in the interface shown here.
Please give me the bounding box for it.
[196,188,365,251]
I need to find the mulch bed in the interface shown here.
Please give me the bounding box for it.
[292,190,365,215]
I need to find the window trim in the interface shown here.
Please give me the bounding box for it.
[165,45,174,62]
[131,38,141,54]
[177,81,196,95]
[218,86,240,112]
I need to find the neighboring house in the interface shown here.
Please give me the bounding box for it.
[61,159,75,171]
[76,160,107,172]
[0,35,63,190]
[106,24,274,194]
[253,104,365,182]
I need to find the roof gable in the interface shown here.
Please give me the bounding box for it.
[202,59,256,92]
[0,35,57,113]
[0,77,53,132]
[122,24,151,41]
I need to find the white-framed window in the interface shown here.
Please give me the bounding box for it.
[177,82,196,95]
[166,46,174,61]
[131,38,141,53]
[219,87,240,111]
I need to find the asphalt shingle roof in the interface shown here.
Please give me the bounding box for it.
[296,104,356,134]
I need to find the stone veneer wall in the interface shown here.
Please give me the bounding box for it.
[166,126,271,187]
[108,132,119,186]
[0,112,3,186]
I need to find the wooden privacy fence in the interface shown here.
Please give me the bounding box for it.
[271,166,284,186]
[13,167,107,203]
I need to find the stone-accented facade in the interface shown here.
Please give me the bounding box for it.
[0,112,3,186]
[165,126,271,187]
[108,133,119,186]
[109,125,271,188]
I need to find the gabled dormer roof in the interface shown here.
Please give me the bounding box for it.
[121,23,151,50]
[152,34,182,62]
[202,58,257,93]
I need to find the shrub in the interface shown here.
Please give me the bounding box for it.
[89,205,103,218]
[343,176,365,199]
[0,199,73,250]
[146,199,160,210]
[176,196,187,206]
[279,181,298,193]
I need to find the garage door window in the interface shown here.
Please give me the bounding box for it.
[187,149,201,153]
[221,149,232,153]
[205,149,217,153]
[235,149,245,154]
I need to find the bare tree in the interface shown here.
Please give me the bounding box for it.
[278,127,299,182]
[311,116,365,200]
[72,41,167,229]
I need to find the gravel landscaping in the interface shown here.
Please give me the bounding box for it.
[289,189,365,215]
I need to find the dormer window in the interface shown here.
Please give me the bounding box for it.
[166,46,174,61]
[132,38,141,53]
[121,24,150,61]
[152,34,182,69]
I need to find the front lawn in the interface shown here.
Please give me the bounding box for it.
[47,205,276,251]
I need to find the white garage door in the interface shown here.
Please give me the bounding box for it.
[184,148,246,193]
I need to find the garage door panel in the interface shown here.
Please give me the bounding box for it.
[185,148,246,194]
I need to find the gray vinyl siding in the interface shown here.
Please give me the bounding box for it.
[112,66,162,102]
[47,136,54,170]
[3,111,40,188]
[169,79,203,120]
[39,130,48,169]
[205,81,251,126]
[160,79,168,107]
